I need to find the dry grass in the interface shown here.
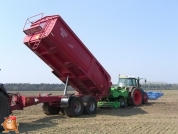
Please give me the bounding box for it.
[8,90,178,134]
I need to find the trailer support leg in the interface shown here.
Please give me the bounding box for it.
[63,75,69,96]
[60,75,73,107]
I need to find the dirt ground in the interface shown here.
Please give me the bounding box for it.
[5,90,178,134]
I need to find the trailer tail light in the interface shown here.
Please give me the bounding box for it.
[23,25,43,35]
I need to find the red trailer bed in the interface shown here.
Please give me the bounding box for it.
[23,14,112,100]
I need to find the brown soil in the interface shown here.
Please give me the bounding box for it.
[9,90,178,134]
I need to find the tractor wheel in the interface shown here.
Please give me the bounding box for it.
[142,92,148,104]
[131,88,142,106]
[119,98,127,108]
[64,96,84,117]
[127,94,133,106]
[0,92,10,132]
[42,102,60,115]
[82,96,97,114]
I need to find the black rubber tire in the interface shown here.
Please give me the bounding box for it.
[42,102,60,115]
[119,98,127,108]
[131,88,142,106]
[142,92,148,104]
[60,108,65,115]
[82,96,97,114]
[0,92,10,132]
[127,94,133,106]
[64,96,84,117]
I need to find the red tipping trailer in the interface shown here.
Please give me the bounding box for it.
[0,14,112,125]
[1,13,110,117]
[23,14,112,99]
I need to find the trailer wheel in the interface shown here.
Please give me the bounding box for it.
[0,92,10,131]
[142,92,148,104]
[131,88,142,106]
[64,96,84,117]
[42,102,60,115]
[82,96,97,114]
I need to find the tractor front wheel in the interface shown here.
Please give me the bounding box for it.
[119,98,127,108]
[131,88,142,106]
[0,92,10,132]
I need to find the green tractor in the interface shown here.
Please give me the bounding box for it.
[97,75,148,108]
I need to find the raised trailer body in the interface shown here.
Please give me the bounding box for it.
[23,14,112,100]
[1,14,113,118]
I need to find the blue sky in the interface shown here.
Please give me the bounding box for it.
[0,1,177,84]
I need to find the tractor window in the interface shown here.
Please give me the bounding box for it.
[118,78,137,87]
[131,79,137,86]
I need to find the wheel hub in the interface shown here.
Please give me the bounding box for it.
[73,101,81,113]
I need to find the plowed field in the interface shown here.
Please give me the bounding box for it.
[8,90,178,134]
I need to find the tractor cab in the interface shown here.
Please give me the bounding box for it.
[118,75,146,89]
[118,76,139,88]
[118,77,138,87]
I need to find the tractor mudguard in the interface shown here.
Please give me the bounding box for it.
[128,86,136,92]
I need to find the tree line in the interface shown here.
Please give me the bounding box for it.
[2,83,178,91]
[140,83,175,90]
[3,83,74,91]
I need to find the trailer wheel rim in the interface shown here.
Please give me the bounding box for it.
[134,90,141,105]
[73,101,81,113]
[89,101,95,111]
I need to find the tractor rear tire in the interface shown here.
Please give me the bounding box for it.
[42,102,60,115]
[64,96,84,117]
[131,88,142,106]
[82,96,97,114]
[142,92,148,104]
[0,92,10,132]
